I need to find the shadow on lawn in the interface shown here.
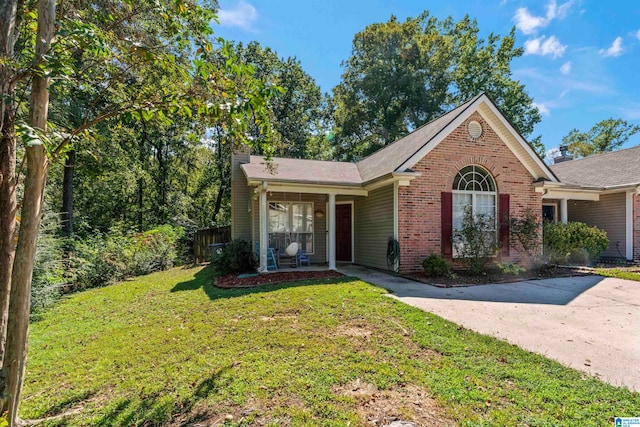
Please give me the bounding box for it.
[91,365,231,426]
[171,266,356,301]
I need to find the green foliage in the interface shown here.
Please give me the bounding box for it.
[31,214,65,315]
[210,239,258,275]
[543,221,609,265]
[422,254,452,277]
[332,13,542,160]
[455,206,500,274]
[67,225,185,293]
[495,262,526,276]
[508,209,542,266]
[563,118,640,158]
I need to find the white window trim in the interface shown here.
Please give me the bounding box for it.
[268,200,315,255]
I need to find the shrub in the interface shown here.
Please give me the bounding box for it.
[31,214,66,315]
[508,210,542,266]
[454,206,500,275]
[129,225,184,275]
[496,262,526,276]
[422,254,451,277]
[210,239,257,276]
[543,221,608,265]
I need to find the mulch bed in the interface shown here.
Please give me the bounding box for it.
[406,266,592,288]
[215,270,344,288]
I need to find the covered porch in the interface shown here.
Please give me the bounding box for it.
[535,182,637,260]
[250,183,366,272]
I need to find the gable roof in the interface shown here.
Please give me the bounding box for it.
[241,155,362,186]
[241,93,558,186]
[356,95,482,182]
[550,145,640,189]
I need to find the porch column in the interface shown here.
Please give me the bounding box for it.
[560,199,568,224]
[626,190,634,260]
[328,193,336,270]
[258,184,268,272]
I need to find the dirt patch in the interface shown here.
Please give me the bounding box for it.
[337,323,374,338]
[407,266,590,288]
[334,379,454,426]
[215,270,343,288]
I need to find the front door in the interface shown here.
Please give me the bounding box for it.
[336,204,352,262]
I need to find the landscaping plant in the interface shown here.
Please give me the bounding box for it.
[508,209,542,268]
[454,206,500,274]
[422,254,452,277]
[210,239,258,275]
[543,221,608,265]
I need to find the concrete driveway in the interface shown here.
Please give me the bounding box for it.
[339,265,640,391]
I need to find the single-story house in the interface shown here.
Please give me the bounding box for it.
[545,146,640,261]
[230,93,640,273]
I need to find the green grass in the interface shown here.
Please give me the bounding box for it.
[22,266,640,426]
[596,267,640,282]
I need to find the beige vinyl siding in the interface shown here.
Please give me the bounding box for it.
[568,192,627,258]
[231,148,252,241]
[253,192,327,264]
[354,185,394,270]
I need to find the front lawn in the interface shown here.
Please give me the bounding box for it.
[22,266,639,426]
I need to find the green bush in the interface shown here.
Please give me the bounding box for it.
[496,261,526,276]
[210,240,257,276]
[422,254,451,277]
[454,206,500,275]
[508,210,542,266]
[31,214,66,315]
[130,225,185,275]
[543,221,608,265]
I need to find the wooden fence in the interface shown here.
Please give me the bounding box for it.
[194,226,231,263]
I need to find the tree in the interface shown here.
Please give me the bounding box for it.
[332,12,543,160]
[563,118,640,158]
[0,1,278,424]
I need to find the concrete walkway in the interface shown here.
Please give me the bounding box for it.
[338,265,640,391]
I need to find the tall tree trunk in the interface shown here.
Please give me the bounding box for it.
[0,0,21,377]
[61,150,75,236]
[1,1,55,424]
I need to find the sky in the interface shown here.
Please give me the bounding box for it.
[214,0,640,160]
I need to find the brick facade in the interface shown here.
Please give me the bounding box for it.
[397,112,543,273]
[635,193,640,261]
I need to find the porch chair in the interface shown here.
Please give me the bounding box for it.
[296,248,311,267]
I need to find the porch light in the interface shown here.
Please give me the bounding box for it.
[315,209,325,219]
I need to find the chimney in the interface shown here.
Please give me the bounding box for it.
[554,145,573,164]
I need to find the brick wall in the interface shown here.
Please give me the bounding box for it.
[634,193,640,261]
[397,112,543,273]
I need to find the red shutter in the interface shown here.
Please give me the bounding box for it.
[499,194,510,256]
[441,192,453,257]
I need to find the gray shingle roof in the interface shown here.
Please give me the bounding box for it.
[241,156,362,186]
[550,145,640,188]
[356,94,482,182]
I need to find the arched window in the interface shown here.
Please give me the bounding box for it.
[452,165,497,257]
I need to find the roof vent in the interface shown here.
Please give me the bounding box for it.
[554,145,573,164]
[467,120,483,139]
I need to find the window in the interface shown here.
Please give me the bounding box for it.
[452,165,497,257]
[268,202,314,254]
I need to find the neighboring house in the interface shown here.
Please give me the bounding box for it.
[231,93,639,273]
[544,146,640,261]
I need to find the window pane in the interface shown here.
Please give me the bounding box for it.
[292,203,313,233]
[453,193,472,230]
[269,203,289,233]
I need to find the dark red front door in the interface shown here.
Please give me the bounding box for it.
[336,204,352,262]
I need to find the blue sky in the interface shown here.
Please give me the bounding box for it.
[214,0,640,159]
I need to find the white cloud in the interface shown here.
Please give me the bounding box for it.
[599,36,623,57]
[545,147,560,164]
[533,102,551,116]
[560,61,572,74]
[513,0,574,34]
[636,30,640,40]
[218,0,258,31]
[524,36,567,59]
